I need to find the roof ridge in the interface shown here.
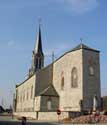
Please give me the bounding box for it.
[70,43,99,52]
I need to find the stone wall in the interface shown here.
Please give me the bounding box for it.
[40,96,59,111]
[16,75,36,112]
[53,50,83,111]
[82,49,101,110]
[14,112,37,119]
[38,111,69,120]
[34,96,41,111]
[14,111,69,120]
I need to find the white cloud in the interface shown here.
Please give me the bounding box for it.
[57,0,98,14]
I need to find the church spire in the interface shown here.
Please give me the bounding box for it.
[29,23,44,76]
[34,24,43,55]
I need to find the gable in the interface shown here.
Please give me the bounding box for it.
[38,84,59,97]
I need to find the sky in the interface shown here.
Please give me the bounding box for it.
[0,0,107,108]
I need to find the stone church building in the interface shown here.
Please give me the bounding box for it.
[14,25,101,120]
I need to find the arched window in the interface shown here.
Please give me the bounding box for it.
[61,77,64,90]
[31,86,33,99]
[71,67,78,88]
[89,66,94,75]
[27,89,29,100]
[23,91,25,101]
[47,97,52,110]
[20,93,22,102]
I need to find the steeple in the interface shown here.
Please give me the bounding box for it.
[34,24,44,55]
[29,24,44,76]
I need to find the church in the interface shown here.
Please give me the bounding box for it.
[14,25,101,120]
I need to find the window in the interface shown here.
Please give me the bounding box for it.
[47,98,52,110]
[61,77,64,90]
[20,94,22,102]
[89,66,94,75]
[27,89,29,100]
[31,86,33,99]
[71,67,78,88]
[23,91,25,101]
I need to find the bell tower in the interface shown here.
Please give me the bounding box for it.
[29,24,44,76]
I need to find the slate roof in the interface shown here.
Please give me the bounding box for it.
[38,84,59,97]
[69,43,99,53]
[54,43,99,63]
[34,24,44,55]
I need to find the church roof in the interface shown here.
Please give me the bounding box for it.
[34,25,44,55]
[38,84,59,97]
[69,43,99,53]
[16,43,99,88]
[54,43,99,63]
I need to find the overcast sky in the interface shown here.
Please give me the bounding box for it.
[0,0,107,108]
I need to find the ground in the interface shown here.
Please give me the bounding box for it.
[0,115,107,125]
[0,115,65,125]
